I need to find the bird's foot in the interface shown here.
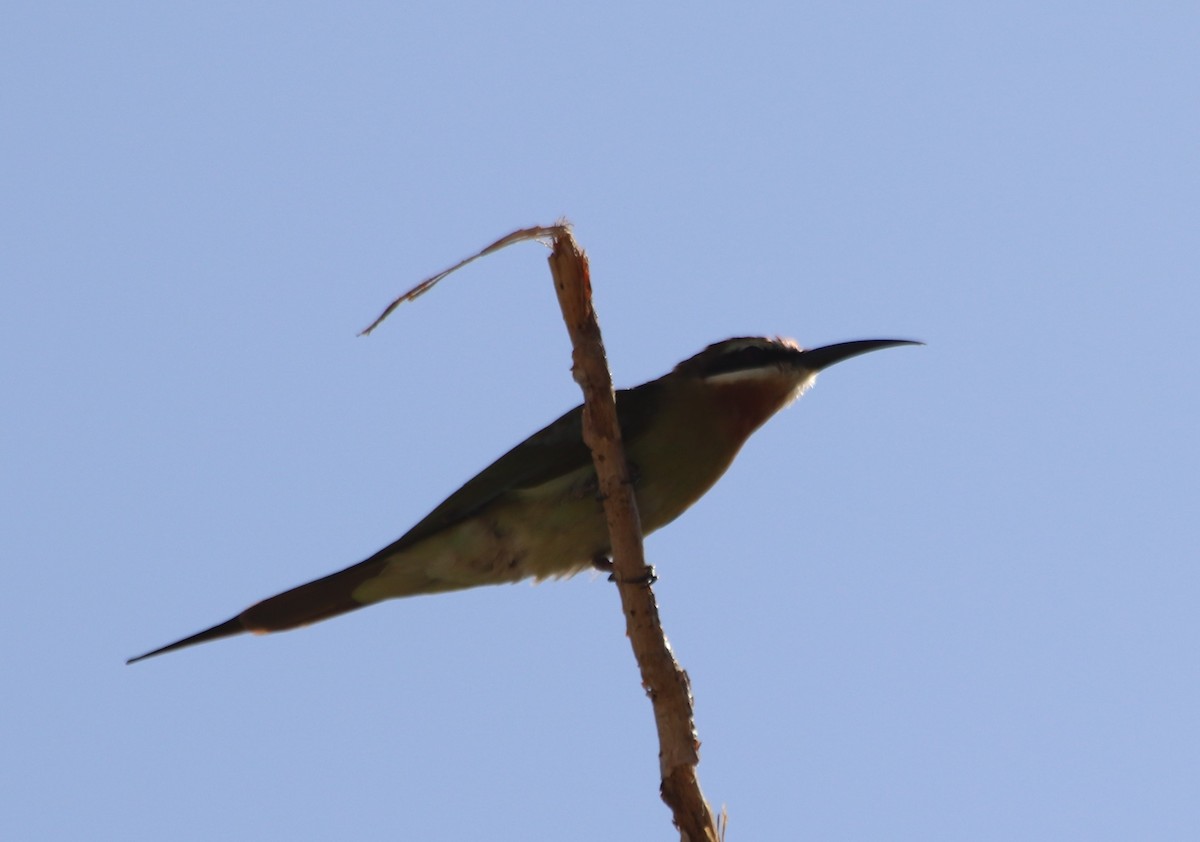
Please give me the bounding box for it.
[621,565,658,585]
[591,555,657,585]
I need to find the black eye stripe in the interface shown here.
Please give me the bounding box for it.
[702,345,794,377]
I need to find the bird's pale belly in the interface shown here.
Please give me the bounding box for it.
[351,495,611,604]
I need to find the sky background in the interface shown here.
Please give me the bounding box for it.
[3,3,1198,839]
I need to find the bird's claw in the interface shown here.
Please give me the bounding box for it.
[592,556,657,585]
[617,565,657,585]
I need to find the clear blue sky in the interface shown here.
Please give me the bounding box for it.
[4,3,1197,839]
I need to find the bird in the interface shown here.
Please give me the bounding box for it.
[128,336,919,664]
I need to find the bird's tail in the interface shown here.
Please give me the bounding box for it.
[126,558,387,664]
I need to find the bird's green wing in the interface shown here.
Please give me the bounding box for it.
[372,381,661,559]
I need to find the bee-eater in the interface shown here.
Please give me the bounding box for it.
[128,336,918,663]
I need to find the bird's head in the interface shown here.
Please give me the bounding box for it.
[671,336,921,437]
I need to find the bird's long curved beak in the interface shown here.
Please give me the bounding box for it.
[799,339,922,371]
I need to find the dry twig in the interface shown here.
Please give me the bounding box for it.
[366,224,718,841]
[358,224,569,335]
[545,229,717,842]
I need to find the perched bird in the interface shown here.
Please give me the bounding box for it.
[128,336,918,663]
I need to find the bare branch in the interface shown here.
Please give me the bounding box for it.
[363,224,720,840]
[546,230,718,842]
